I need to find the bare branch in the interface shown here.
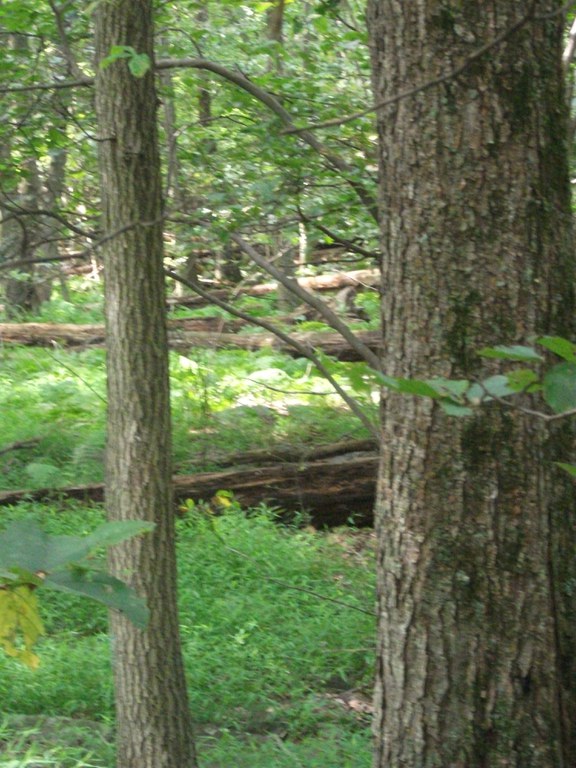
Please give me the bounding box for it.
[165,269,380,440]
[0,77,91,94]
[0,219,163,272]
[0,202,94,239]
[231,233,382,371]
[297,206,379,260]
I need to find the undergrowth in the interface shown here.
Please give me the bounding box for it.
[0,500,375,766]
[0,344,377,490]
[0,277,377,765]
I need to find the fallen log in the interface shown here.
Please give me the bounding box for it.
[0,317,244,346]
[0,453,378,527]
[246,269,380,296]
[0,322,107,346]
[169,329,382,362]
[222,438,378,466]
[0,323,383,362]
[166,269,380,308]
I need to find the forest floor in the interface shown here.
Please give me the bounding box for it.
[0,503,375,768]
[0,278,378,766]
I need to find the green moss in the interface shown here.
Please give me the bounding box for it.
[432,7,456,33]
[443,290,482,373]
[497,63,536,135]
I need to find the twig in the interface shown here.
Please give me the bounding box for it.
[0,218,164,273]
[0,438,41,457]
[476,380,576,422]
[202,517,375,617]
[45,345,107,404]
[296,206,379,260]
[245,378,333,396]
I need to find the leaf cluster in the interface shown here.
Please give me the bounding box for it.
[0,519,154,666]
[378,336,576,418]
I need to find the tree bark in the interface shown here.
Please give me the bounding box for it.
[94,2,197,766]
[368,2,576,766]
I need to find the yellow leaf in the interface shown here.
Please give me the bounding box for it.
[0,586,44,668]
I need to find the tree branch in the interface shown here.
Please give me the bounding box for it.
[297,206,379,260]
[165,269,380,440]
[285,1,539,133]
[0,438,41,457]
[155,58,377,219]
[230,233,382,372]
[0,59,377,219]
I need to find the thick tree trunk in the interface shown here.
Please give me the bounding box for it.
[368,2,576,766]
[94,2,197,767]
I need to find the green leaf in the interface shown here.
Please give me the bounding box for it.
[505,368,541,393]
[82,521,155,554]
[466,375,516,404]
[0,521,51,573]
[555,462,576,478]
[100,45,135,69]
[439,400,474,417]
[542,362,576,413]
[394,379,444,398]
[426,378,470,400]
[0,520,154,574]
[45,570,149,629]
[128,53,151,78]
[378,374,471,402]
[339,361,376,394]
[479,345,543,362]
[0,567,44,589]
[100,46,149,77]
[375,372,401,390]
[536,336,576,362]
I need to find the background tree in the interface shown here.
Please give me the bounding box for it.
[94,1,197,766]
[367,1,576,765]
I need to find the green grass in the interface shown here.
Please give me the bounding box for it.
[22,277,105,325]
[0,344,376,490]
[0,501,374,766]
[0,277,377,765]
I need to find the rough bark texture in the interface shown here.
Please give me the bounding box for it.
[94,3,197,767]
[367,2,576,766]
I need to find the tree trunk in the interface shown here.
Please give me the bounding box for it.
[367,2,576,766]
[94,2,197,766]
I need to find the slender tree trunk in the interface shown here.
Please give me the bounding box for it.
[94,2,197,767]
[368,2,576,766]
